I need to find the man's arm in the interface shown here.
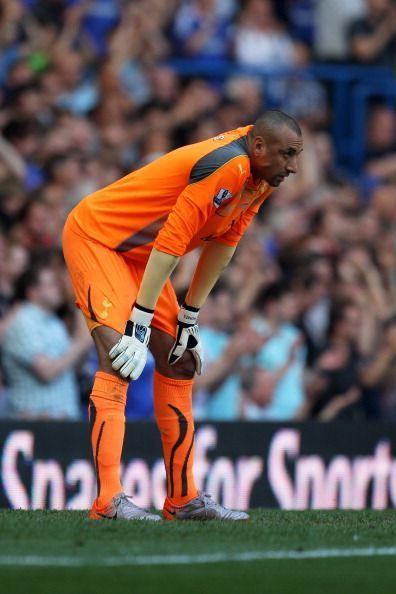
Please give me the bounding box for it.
[317,387,361,421]
[110,242,236,379]
[166,242,236,372]
[135,248,180,310]
[194,326,266,394]
[349,18,396,62]
[5,311,92,384]
[136,241,235,311]
[108,248,180,379]
[185,242,236,308]
[0,133,25,180]
[360,324,396,387]
[32,338,91,382]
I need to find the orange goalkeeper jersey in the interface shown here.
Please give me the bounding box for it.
[68,125,274,262]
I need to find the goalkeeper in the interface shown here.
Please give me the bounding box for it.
[62,110,303,521]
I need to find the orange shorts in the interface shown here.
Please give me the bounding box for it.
[62,218,178,337]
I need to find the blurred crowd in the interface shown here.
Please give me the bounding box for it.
[1,0,396,422]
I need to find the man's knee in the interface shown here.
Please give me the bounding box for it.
[156,352,196,380]
[172,352,196,379]
[149,327,196,380]
[91,325,124,377]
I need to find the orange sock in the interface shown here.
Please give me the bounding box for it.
[154,370,198,507]
[89,371,128,508]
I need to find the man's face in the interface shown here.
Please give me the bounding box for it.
[213,291,235,331]
[278,293,299,322]
[367,0,390,16]
[339,306,362,343]
[32,269,63,311]
[249,125,303,186]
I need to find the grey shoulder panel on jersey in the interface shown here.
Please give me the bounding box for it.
[189,135,249,184]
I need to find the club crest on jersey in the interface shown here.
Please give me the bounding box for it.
[213,188,233,208]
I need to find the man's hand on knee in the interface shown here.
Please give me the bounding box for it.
[109,305,153,380]
[168,304,203,375]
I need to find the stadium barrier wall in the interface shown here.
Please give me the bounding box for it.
[1,421,396,511]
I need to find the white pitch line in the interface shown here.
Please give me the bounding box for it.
[1,547,396,567]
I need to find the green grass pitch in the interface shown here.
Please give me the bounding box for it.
[1,510,396,594]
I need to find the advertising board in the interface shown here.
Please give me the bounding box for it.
[1,422,396,510]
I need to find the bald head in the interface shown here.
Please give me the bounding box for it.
[247,110,303,186]
[253,110,302,138]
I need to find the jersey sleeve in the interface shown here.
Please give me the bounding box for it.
[214,207,257,247]
[154,155,248,256]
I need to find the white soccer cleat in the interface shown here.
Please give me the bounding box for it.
[90,492,161,521]
[163,492,249,521]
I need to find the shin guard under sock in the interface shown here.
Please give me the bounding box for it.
[153,370,198,506]
[89,371,128,508]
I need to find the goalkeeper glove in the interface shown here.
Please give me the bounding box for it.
[109,304,153,380]
[168,304,203,375]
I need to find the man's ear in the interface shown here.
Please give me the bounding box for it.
[253,134,266,155]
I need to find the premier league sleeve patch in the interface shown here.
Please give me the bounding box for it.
[213,188,233,208]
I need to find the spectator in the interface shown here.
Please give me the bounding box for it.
[0,240,28,321]
[193,284,265,420]
[314,0,365,61]
[78,0,122,58]
[364,105,396,181]
[1,118,44,190]
[0,2,27,87]
[360,315,396,418]
[172,0,234,61]
[1,259,92,419]
[51,49,98,116]
[348,0,396,67]
[125,353,156,420]
[44,153,88,212]
[234,0,295,69]
[225,75,264,123]
[336,245,390,355]
[279,0,316,47]
[242,281,306,420]
[16,196,59,250]
[0,177,27,231]
[295,254,334,365]
[302,299,364,421]
[145,64,181,113]
[280,42,329,130]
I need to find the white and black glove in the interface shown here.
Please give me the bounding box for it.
[109,304,153,380]
[168,304,203,375]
